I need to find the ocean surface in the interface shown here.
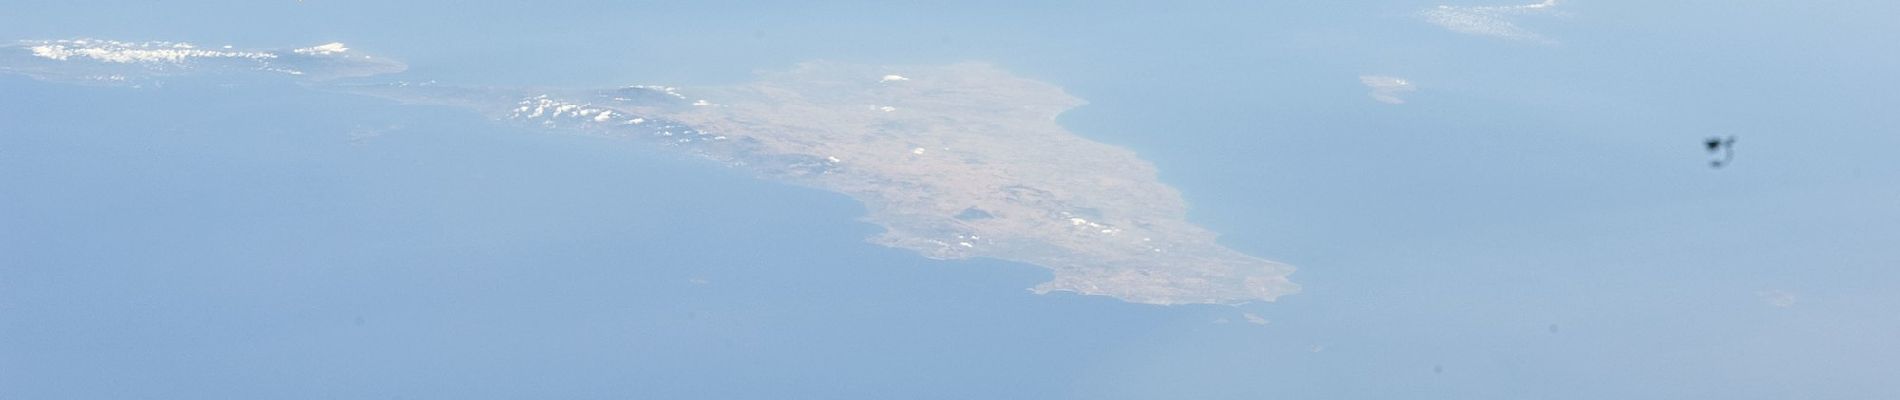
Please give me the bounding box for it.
[4,1,1898,399]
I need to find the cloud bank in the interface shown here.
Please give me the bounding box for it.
[1,39,405,86]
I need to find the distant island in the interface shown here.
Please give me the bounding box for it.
[3,39,1300,305]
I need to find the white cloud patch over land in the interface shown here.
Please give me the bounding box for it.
[1359,75,1417,104]
[293,42,350,56]
[1419,0,1564,44]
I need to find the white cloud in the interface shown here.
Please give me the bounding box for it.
[1359,75,1417,104]
[1419,0,1563,43]
[293,42,349,56]
[1757,289,1797,308]
[27,39,277,64]
[5,38,407,86]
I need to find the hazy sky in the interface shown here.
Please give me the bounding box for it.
[3,1,1898,399]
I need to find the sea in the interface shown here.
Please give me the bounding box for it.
[2,1,1897,399]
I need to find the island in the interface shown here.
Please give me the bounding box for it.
[3,39,1300,305]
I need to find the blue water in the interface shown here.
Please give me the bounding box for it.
[5,1,1899,399]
